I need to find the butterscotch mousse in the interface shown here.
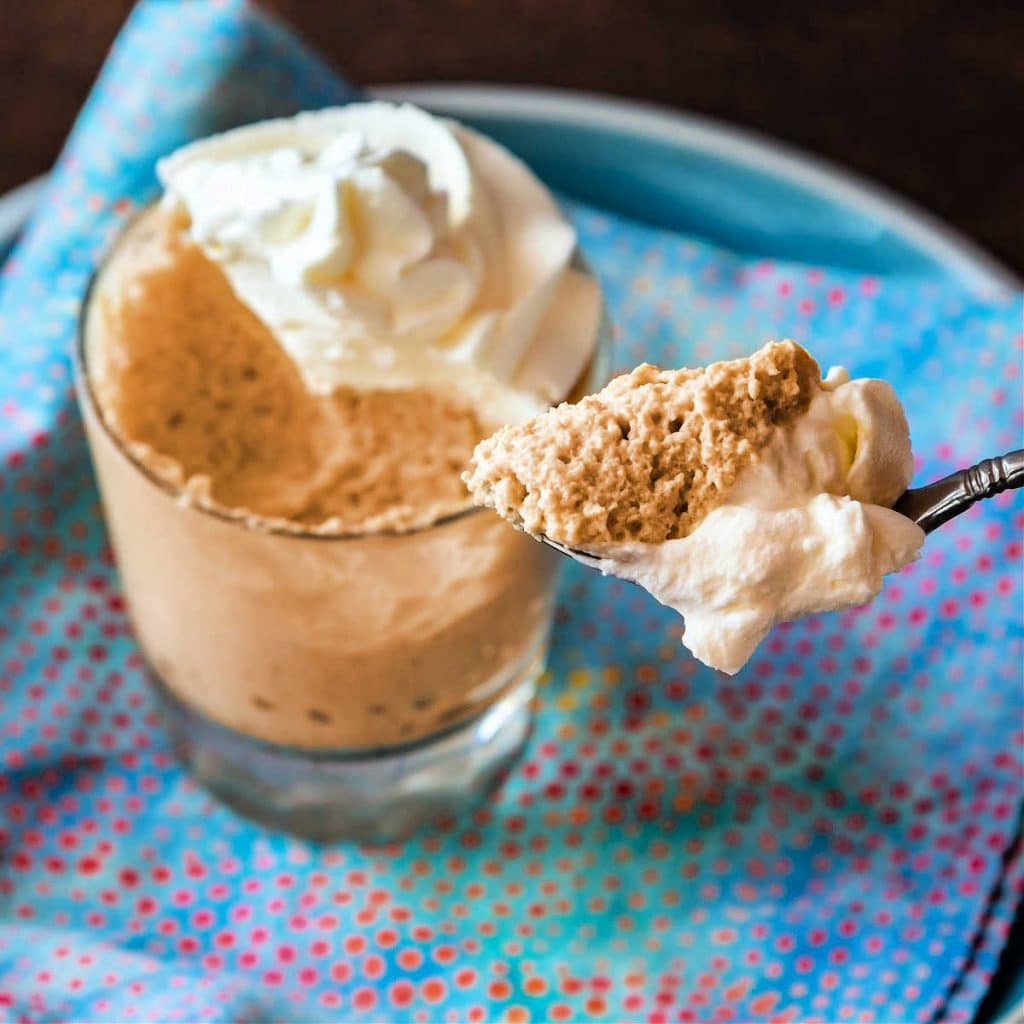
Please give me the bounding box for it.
[89,205,485,534]
[467,340,820,545]
[80,102,604,754]
[467,342,925,674]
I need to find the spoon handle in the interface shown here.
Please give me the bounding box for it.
[892,449,1024,534]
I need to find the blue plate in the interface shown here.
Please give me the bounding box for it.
[379,85,1017,290]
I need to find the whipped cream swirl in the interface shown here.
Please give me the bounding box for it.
[158,102,601,422]
[592,368,925,674]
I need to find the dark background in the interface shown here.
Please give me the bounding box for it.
[3,0,1023,272]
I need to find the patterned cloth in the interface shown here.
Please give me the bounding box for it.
[1,2,1022,1022]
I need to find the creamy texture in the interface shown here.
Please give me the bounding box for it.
[88,205,486,534]
[81,196,569,750]
[590,369,925,673]
[466,341,820,546]
[81,364,561,748]
[158,102,601,423]
[79,104,606,751]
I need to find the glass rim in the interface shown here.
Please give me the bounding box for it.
[74,209,610,543]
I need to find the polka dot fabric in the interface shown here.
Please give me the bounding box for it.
[1,2,1022,1022]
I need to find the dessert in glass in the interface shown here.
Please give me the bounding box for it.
[75,103,608,842]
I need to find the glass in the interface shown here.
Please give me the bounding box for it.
[74,218,611,843]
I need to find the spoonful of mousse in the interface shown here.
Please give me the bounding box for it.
[465,340,1022,674]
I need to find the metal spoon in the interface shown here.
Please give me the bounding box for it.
[535,448,1024,565]
[890,448,1023,534]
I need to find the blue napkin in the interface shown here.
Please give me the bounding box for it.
[1,2,1021,1022]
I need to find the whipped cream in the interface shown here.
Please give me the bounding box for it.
[590,369,925,674]
[158,102,601,422]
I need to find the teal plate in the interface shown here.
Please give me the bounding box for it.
[378,85,1017,290]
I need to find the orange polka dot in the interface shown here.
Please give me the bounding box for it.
[488,980,512,1000]
[523,977,548,996]
[396,948,422,970]
[724,979,752,1001]
[749,992,780,1016]
[769,1011,800,1024]
[421,978,447,1003]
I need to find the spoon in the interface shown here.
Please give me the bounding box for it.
[536,448,1024,566]
[890,448,1023,533]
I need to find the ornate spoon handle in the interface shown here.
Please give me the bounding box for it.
[891,449,1024,534]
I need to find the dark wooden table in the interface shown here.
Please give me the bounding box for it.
[3,0,1022,271]
[3,3,1024,1018]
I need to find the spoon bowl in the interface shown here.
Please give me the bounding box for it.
[531,448,1024,565]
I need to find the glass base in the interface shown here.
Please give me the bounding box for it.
[150,667,538,844]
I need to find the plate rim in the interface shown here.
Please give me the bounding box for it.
[1,83,1018,293]
[373,83,1019,292]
